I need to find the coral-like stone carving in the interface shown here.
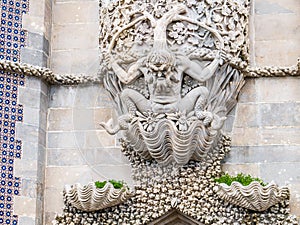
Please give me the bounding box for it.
[215,181,290,212]
[99,0,245,165]
[64,182,132,212]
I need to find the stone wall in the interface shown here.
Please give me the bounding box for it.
[9,0,300,224]
[224,0,300,216]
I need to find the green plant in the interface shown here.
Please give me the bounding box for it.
[95,181,107,188]
[214,173,267,186]
[94,180,126,189]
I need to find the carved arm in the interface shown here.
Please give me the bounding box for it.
[111,58,144,84]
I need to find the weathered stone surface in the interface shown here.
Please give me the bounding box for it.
[52,23,98,50]
[227,145,300,163]
[47,131,85,149]
[255,77,300,102]
[14,196,37,217]
[260,162,300,185]
[47,149,84,166]
[47,108,74,131]
[53,1,99,24]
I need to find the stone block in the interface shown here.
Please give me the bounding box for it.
[52,23,98,50]
[260,127,300,145]
[21,178,38,198]
[255,14,299,41]
[221,163,261,177]
[255,0,293,15]
[255,39,300,66]
[14,196,37,217]
[226,145,300,163]
[16,124,39,143]
[72,108,98,130]
[22,141,39,160]
[18,216,36,225]
[49,86,77,108]
[238,79,256,103]
[47,131,85,149]
[47,148,84,166]
[260,162,300,185]
[27,32,50,55]
[18,87,41,109]
[47,108,73,131]
[25,76,49,95]
[53,1,99,24]
[21,48,48,68]
[83,147,129,166]
[50,50,72,74]
[23,107,40,127]
[256,77,300,103]
[231,127,261,146]
[51,49,99,75]
[234,103,258,128]
[44,188,64,213]
[259,102,300,127]
[22,14,45,35]
[15,159,38,178]
[95,131,116,147]
[28,0,46,17]
[45,166,94,188]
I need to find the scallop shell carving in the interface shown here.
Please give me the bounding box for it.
[64,182,132,212]
[215,181,289,211]
[125,118,219,165]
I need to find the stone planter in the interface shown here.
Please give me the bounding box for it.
[215,181,289,211]
[64,182,132,212]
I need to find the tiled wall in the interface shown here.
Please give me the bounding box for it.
[0,0,28,224]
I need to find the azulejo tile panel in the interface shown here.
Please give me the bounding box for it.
[0,0,28,224]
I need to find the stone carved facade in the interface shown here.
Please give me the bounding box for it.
[53,0,300,224]
[99,0,246,165]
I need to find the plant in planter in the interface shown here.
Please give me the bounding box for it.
[214,173,289,212]
[64,180,132,212]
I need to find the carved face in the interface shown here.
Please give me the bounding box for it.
[146,49,176,77]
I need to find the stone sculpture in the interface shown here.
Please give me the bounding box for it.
[99,1,245,165]
[53,0,299,224]
[64,182,132,212]
[215,181,290,212]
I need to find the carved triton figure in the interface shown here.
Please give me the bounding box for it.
[101,5,224,134]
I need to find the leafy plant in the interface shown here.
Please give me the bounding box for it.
[94,180,126,189]
[95,181,107,188]
[214,173,267,186]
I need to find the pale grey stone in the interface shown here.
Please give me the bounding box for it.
[22,141,39,160]
[47,131,85,149]
[226,145,300,163]
[49,86,77,108]
[47,149,84,166]
[19,87,41,109]
[18,216,36,225]
[21,178,38,198]
[255,0,293,15]
[259,103,300,127]
[20,48,48,67]
[83,148,129,165]
[16,124,39,143]
[47,108,74,131]
[27,32,50,55]
[260,162,300,185]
